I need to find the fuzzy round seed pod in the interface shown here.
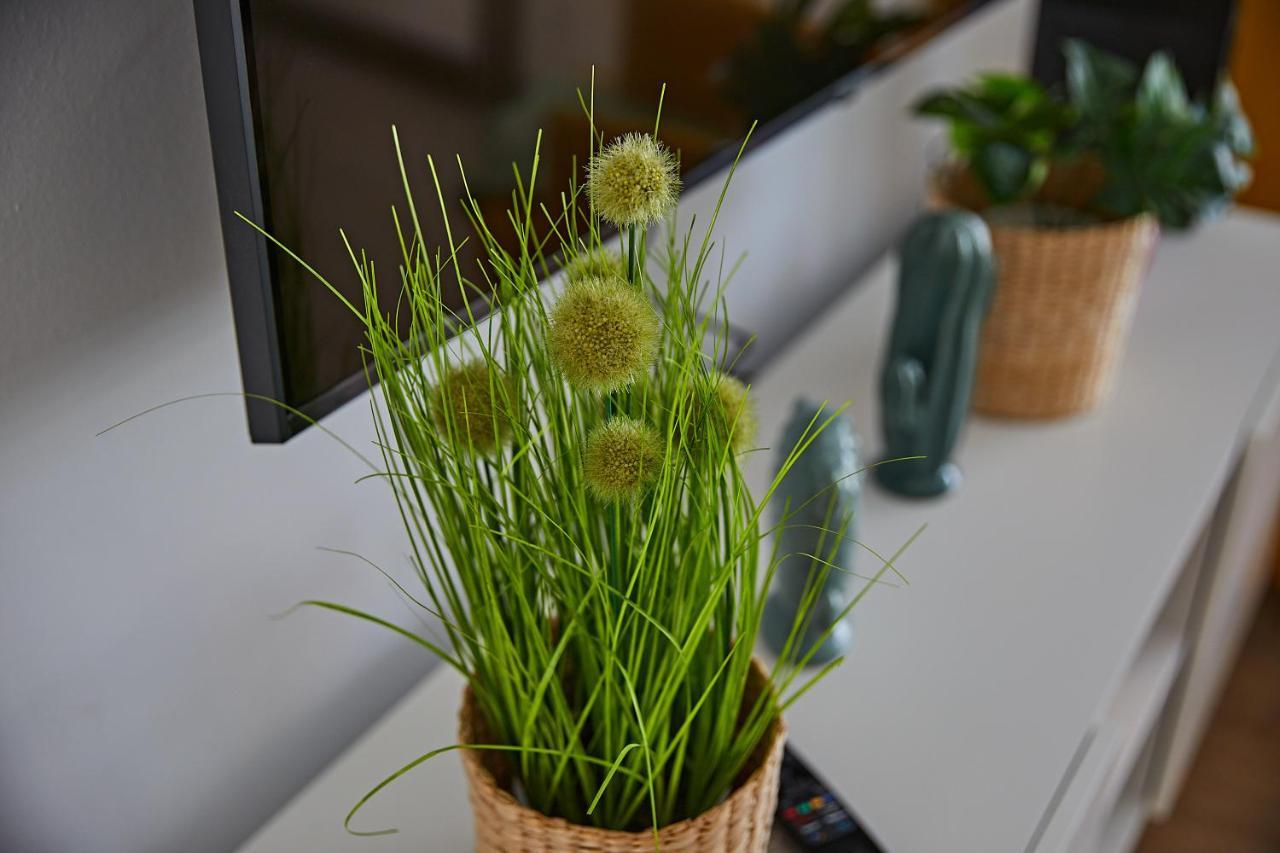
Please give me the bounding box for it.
[430,360,512,453]
[563,249,624,285]
[714,374,758,454]
[549,275,660,393]
[588,133,680,228]
[584,417,664,502]
[681,373,758,456]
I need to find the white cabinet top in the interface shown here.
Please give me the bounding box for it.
[236,209,1280,853]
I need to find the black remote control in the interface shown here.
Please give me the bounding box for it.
[775,746,886,852]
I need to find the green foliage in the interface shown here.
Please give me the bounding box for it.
[243,99,901,840]
[681,373,758,457]
[548,273,660,393]
[429,360,513,455]
[725,0,919,122]
[913,40,1254,227]
[587,132,681,228]
[564,248,625,284]
[1066,41,1255,229]
[584,417,664,502]
[1061,38,1137,147]
[913,73,1075,204]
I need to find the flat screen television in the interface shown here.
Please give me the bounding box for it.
[1031,0,1238,99]
[193,0,991,442]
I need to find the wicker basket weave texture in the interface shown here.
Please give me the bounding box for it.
[931,166,1159,418]
[973,215,1159,418]
[458,659,786,853]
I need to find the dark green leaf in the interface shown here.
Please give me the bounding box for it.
[1212,81,1255,156]
[972,142,1039,204]
[914,92,975,120]
[1064,38,1136,126]
[1137,52,1191,120]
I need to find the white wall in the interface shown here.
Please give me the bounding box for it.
[0,5,434,853]
[0,2,1031,852]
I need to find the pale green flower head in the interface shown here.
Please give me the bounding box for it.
[563,249,624,285]
[680,372,758,456]
[584,417,663,502]
[713,374,757,454]
[549,275,659,393]
[588,133,680,228]
[430,360,513,454]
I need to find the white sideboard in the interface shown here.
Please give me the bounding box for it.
[235,209,1280,853]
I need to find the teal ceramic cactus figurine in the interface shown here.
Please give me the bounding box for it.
[763,400,860,665]
[875,211,995,498]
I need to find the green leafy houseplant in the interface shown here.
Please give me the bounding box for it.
[246,96,905,845]
[907,41,1254,420]
[914,72,1075,205]
[1065,41,1255,229]
[914,40,1254,228]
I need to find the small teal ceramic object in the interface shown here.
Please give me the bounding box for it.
[875,211,995,498]
[763,400,860,665]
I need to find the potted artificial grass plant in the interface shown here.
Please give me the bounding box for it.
[248,99,893,852]
[916,40,1253,418]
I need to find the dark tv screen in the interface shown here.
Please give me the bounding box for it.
[195,0,982,441]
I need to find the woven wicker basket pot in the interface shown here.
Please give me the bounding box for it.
[931,167,1160,419]
[457,657,786,853]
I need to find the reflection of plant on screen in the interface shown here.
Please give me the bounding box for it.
[725,0,919,122]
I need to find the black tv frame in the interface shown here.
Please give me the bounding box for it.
[194,0,294,442]
[192,0,1000,443]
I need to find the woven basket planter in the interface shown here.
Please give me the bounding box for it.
[458,658,786,853]
[931,166,1160,418]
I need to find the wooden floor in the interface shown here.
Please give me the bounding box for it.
[1136,589,1280,853]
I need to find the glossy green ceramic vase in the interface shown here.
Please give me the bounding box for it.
[875,211,995,498]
